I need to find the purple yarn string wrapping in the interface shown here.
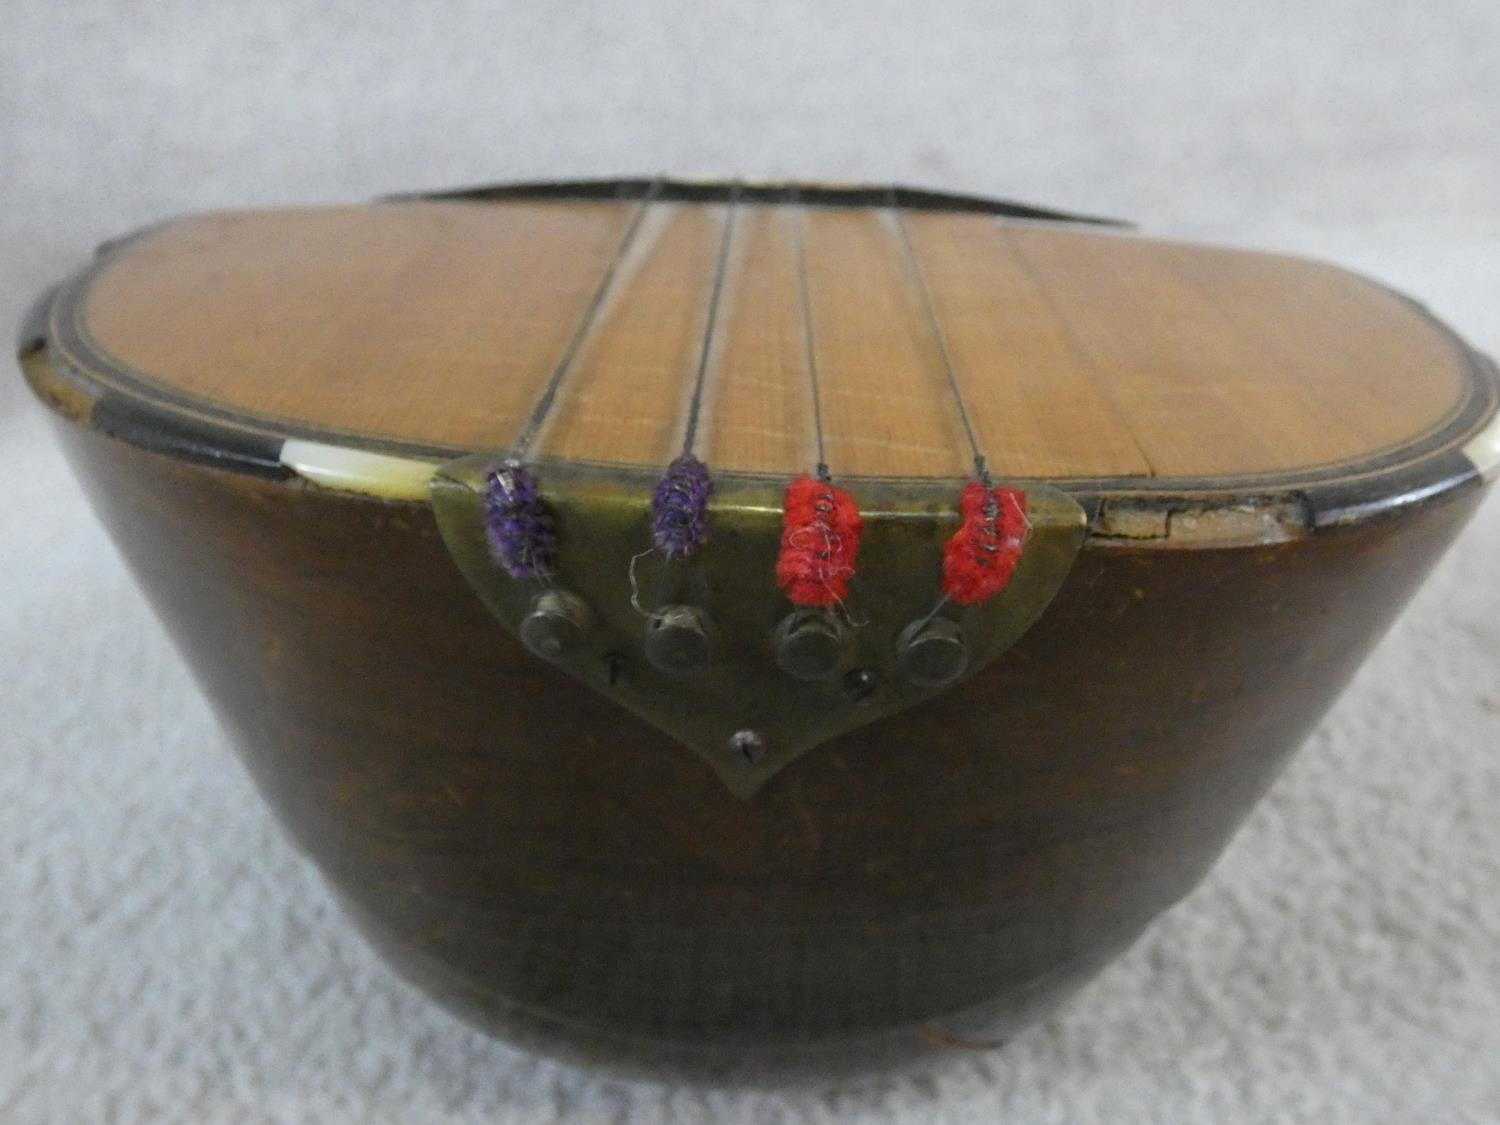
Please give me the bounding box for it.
[651,454,713,558]
[483,465,557,578]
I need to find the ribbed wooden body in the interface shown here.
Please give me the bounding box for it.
[52,420,1486,1072]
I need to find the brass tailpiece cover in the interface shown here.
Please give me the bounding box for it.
[431,457,1086,797]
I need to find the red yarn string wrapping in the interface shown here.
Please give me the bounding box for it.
[776,475,863,607]
[941,482,1028,605]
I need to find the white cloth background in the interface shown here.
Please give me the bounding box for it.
[2,3,1498,1121]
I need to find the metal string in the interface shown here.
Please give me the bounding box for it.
[887,188,994,488]
[790,190,832,483]
[786,191,868,624]
[628,185,740,603]
[506,176,665,463]
[680,182,741,457]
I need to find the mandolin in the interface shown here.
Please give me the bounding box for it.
[17,179,1498,1074]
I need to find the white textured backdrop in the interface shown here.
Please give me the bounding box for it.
[2,3,1498,1121]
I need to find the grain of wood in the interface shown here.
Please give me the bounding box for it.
[536,203,726,466]
[1010,226,1371,476]
[76,198,1471,484]
[697,206,819,474]
[83,202,633,451]
[899,212,1153,478]
[800,209,971,478]
[1156,243,1465,455]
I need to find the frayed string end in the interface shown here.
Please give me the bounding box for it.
[941,481,1027,605]
[777,475,863,607]
[483,465,557,579]
[651,454,713,558]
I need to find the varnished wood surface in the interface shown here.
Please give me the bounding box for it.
[534,203,725,467]
[698,206,818,475]
[81,202,634,457]
[901,214,1151,478]
[53,417,1488,1069]
[66,198,1474,482]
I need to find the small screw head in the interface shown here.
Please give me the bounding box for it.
[842,667,880,704]
[602,652,628,687]
[896,616,969,688]
[774,609,847,681]
[729,729,767,765]
[644,604,715,675]
[518,589,592,661]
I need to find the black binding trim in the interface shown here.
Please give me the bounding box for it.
[89,393,292,480]
[382,177,1128,227]
[1303,448,1480,528]
[15,283,57,359]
